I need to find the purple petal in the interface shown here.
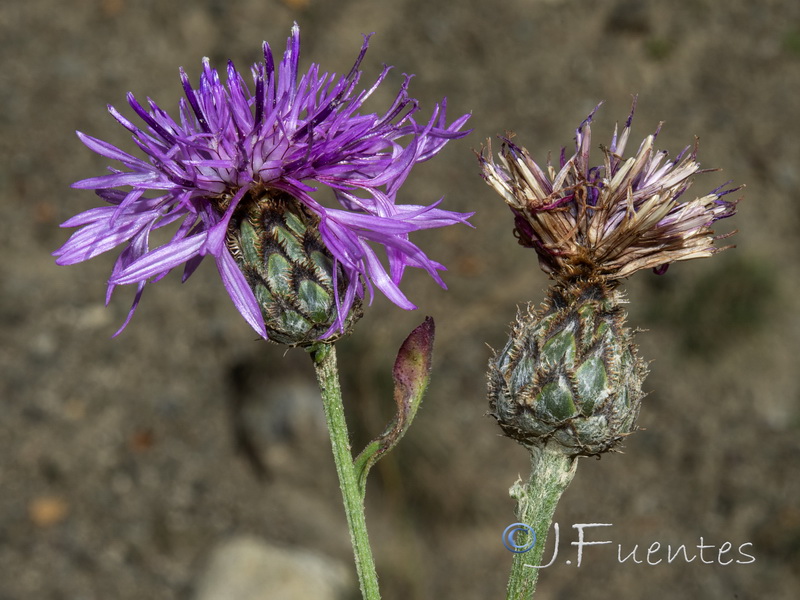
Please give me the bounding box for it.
[215,249,267,338]
[112,234,206,284]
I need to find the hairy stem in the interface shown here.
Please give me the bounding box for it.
[310,343,381,600]
[506,449,578,599]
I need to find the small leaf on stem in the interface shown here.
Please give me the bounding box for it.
[354,317,435,494]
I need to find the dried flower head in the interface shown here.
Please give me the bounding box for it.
[55,25,472,340]
[481,100,742,456]
[479,100,739,283]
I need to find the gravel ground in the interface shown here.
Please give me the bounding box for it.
[2,0,799,598]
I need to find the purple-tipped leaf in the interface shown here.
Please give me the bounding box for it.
[354,317,434,494]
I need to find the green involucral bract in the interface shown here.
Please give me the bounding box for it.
[488,281,647,456]
[227,191,362,346]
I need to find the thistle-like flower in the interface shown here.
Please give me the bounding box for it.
[480,101,740,455]
[480,101,738,282]
[54,25,472,344]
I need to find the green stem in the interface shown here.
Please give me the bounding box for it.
[310,343,381,600]
[506,449,578,600]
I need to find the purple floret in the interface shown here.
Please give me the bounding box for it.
[55,24,472,338]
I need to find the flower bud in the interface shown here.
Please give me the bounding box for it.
[226,191,362,346]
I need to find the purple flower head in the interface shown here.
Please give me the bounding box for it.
[55,25,472,339]
[479,99,740,283]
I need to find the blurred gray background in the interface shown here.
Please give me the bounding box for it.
[2,0,799,598]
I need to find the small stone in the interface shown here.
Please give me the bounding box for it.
[28,496,69,527]
[193,536,354,600]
